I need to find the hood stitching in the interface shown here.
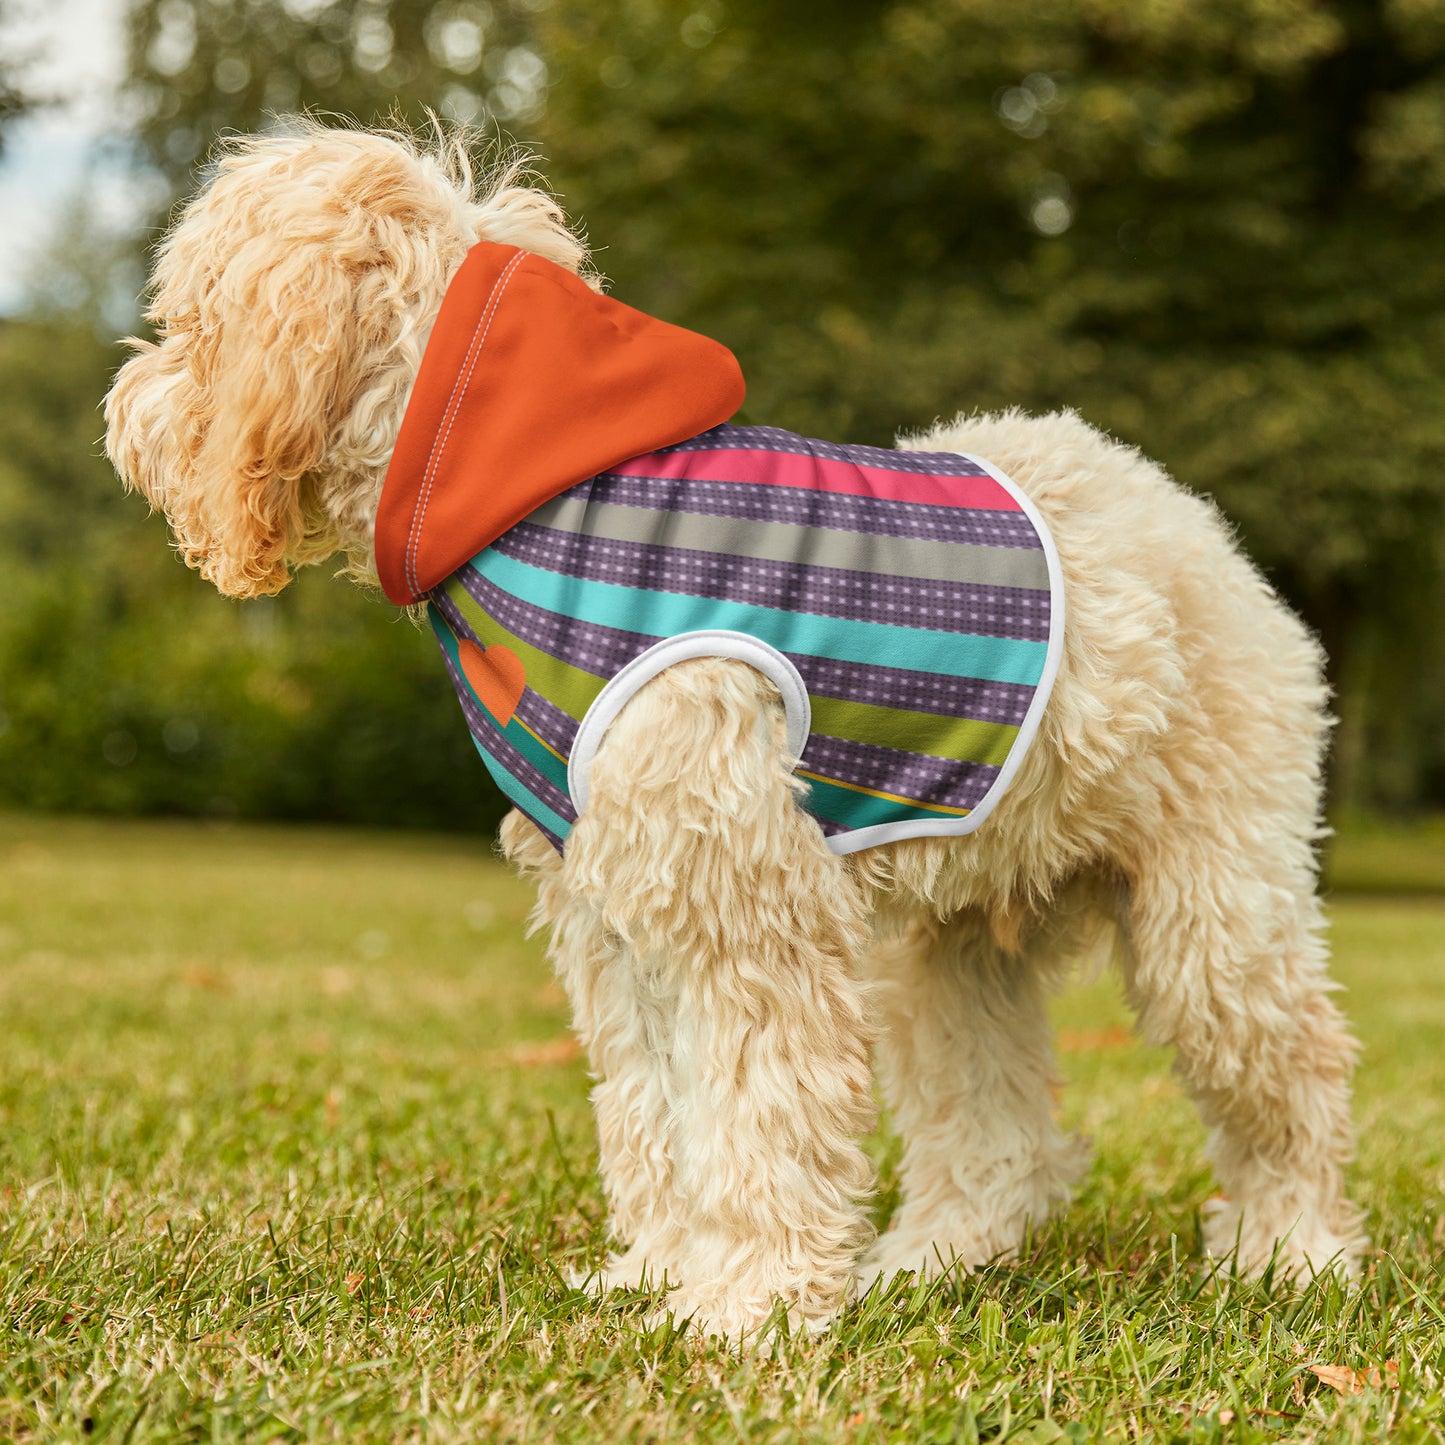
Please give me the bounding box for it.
[405,247,527,598]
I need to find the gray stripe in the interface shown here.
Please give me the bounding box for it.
[528,494,1051,591]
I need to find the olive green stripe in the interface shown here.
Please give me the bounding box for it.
[808,695,1020,769]
[443,578,603,721]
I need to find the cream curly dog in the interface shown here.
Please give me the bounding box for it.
[105,123,1364,1343]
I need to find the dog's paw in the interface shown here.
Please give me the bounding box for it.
[570,1245,674,1296]
[646,1289,836,1351]
[857,1224,1015,1296]
[860,1137,1091,1296]
[1201,1196,1366,1282]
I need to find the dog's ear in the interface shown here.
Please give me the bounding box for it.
[180,239,371,598]
[108,237,385,599]
[106,131,458,599]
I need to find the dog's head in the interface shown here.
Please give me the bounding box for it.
[105,122,588,597]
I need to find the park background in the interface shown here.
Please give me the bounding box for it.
[5,4,1445,1439]
[3,0,1445,833]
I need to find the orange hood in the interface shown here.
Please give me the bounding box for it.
[374,242,745,605]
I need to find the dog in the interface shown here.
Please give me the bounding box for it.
[104,122,1365,1343]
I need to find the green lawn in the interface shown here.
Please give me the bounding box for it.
[1325,813,1445,897]
[1,813,1442,1443]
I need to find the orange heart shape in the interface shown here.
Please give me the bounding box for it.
[458,640,526,727]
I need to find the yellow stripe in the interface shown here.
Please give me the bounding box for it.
[794,769,972,816]
[514,713,568,764]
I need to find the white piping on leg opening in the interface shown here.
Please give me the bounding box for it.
[948,449,1066,835]
[567,630,812,819]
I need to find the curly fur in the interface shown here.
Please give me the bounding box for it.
[106,119,589,598]
[105,122,1365,1344]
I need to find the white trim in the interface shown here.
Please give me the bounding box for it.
[819,450,1066,856]
[568,630,812,818]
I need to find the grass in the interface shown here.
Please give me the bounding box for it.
[1324,813,1445,897]
[1,812,1442,1443]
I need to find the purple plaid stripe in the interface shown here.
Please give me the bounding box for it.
[495,524,1052,642]
[794,657,1036,725]
[803,734,1000,811]
[430,582,473,641]
[587,471,1039,549]
[662,424,993,478]
[514,686,581,757]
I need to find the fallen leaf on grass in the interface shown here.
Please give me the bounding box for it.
[179,961,230,992]
[1310,1362,1399,1395]
[500,1037,583,1067]
[1056,1027,1134,1052]
[345,1273,365,1296]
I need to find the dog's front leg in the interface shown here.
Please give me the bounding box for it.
[564,658,878,1345]
[501,808,688,1290]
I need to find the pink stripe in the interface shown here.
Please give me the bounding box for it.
[609,446,1022,512]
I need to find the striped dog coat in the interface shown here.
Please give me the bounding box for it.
[375,244,1063,855]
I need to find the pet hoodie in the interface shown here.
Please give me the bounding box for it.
[374,242,1064,855]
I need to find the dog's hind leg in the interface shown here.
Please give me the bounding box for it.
[858,909,1089,1290]
[1102,583,1363,1279]
[562,657,878,1342]
[1120,832,1365,1279]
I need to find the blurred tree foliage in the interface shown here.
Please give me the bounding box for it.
[0,0,35,153]
[0,315,497,831]
[534,0,1445,807]
[125,0,547,180]
[3,0,1444,829]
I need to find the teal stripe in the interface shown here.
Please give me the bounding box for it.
[801,773,970,830]
[501,718,571,794]
[470,550,1049,688]
[471,737,573,840]
[431,610,573,794]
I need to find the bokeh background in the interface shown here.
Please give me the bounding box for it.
[2,0,1444,838]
